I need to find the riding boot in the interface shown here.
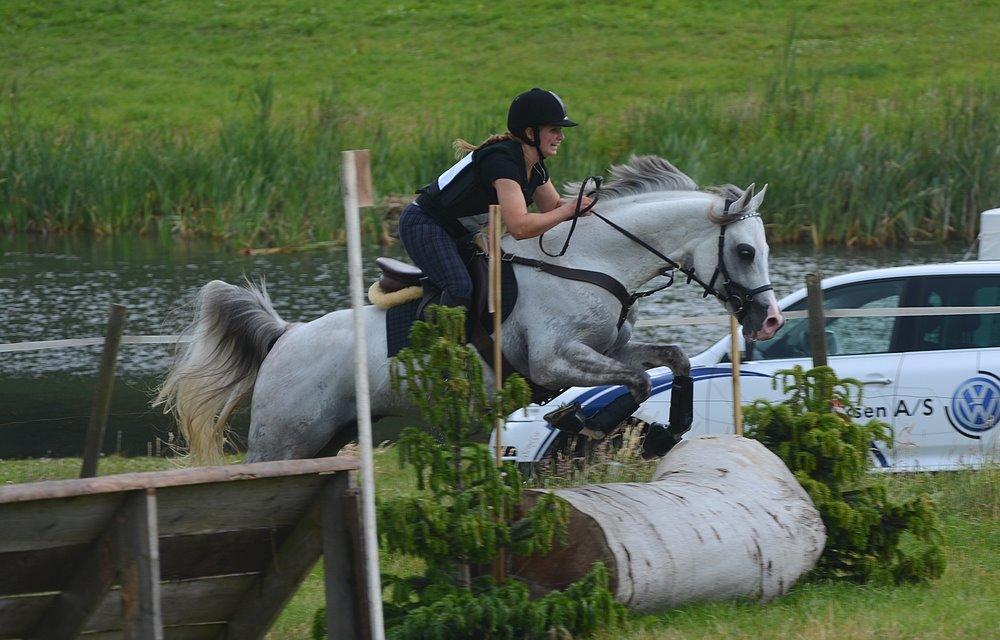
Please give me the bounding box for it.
[544,392,642,439]
[641,374,694,459]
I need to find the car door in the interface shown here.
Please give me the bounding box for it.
[707,278,908,467]
[892,275,1000,470]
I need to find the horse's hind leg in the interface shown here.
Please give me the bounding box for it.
[314,421,359,457]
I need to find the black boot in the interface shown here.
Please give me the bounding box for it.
[544,402,587,434]
[544,392,642,439]
[641,374,694,459]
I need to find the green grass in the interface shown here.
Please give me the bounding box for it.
[1,2,998,247]
[2,1,997,130]
[4,453,997,639]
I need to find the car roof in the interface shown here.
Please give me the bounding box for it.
[778,260,1000,307]
[693,260,1000,363]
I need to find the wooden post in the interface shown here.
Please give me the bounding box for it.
[489,205,503,463]
[488,204,506,584]
[729,315,743,436]
[340,149,386,640]
[806,273,828,367]
[81,303,127,478]
[333,486,371,640]
[119,489,163,640]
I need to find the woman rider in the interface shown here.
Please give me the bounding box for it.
[397,88,592,312]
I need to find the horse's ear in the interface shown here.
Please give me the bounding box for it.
[749,183,768,211]
[730,183,755,214]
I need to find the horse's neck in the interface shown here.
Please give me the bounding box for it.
[505,194,718,291]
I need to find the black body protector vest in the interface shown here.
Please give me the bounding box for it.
[415,139,547,238]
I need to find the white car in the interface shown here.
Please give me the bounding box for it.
[496,261,1000,471]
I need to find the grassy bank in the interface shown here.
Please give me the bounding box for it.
[3,84,997,247]
[1,1,998,247]
[2,454,996,639]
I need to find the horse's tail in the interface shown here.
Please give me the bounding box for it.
[154,278,288,465]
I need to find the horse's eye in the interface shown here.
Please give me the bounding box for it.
[736,243,755,261]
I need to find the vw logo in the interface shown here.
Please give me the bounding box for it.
[946,373,1000,439]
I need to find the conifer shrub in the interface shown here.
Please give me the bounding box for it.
[313,306,626,639]
[744,365,945,584]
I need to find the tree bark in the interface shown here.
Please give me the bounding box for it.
[513,435,826,612]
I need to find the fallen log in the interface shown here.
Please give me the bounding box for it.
[513,435,826,612]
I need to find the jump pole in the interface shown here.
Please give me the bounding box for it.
[729,315,743,436]
[341,148,385,640]
[488,204,506,583]
[488,205,504,465]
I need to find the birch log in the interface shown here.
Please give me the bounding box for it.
[513,435,825,612]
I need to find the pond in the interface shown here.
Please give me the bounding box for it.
[0,234,969,457]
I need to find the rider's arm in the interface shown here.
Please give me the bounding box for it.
[532,180,562,213]
[494,179,587,240]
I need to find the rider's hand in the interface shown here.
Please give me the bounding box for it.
[565,195,595,218]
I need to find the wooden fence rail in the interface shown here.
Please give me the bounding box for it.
[0,457,367,640]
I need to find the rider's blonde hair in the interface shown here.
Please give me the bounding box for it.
[452,133,515,158]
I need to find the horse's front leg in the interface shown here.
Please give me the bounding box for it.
[533,340,652,400]
[530,341,652,436]
[605,341,694,456]
[605,342,691,376]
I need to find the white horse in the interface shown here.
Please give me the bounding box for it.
[156,157,783,464]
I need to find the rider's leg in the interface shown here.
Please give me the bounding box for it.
[398,204,473,312]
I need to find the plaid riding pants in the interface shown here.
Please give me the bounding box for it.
[397,203,474,301]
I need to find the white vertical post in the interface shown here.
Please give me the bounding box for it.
[730,315,743,436]
[341,149,385,640]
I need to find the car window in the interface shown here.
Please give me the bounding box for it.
[749,279,906,360]
[906,275,1000,351]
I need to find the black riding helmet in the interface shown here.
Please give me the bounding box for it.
[507,88,577,175]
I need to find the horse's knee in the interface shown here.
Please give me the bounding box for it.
[630,370,652,401]
[664,345,690,376]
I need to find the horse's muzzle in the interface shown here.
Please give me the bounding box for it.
[741,299,783,342]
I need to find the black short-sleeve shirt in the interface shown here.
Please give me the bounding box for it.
[415,139,548,237]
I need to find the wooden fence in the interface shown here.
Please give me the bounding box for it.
[0,457,367,640]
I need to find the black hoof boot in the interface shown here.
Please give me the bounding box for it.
[641,374,694,459]
[641,422,680,459]
[544,402,587,434]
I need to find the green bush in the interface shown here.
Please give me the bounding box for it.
[312,306,626,639]
[745,365,945,584]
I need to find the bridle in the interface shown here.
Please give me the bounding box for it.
[532,177,774,324]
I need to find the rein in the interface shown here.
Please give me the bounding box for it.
[538,175,602,257]
[517,177,774,327]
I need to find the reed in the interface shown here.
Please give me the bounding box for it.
[2,82,997,248]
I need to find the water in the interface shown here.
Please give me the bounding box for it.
[0,234,968,457]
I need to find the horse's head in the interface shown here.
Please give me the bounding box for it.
[691,183,783,341]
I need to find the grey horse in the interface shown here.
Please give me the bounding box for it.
[156,156,783,464]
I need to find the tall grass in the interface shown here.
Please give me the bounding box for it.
[2,82,997,247]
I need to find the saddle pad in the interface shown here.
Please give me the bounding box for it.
[384,261,518,358]
[386,299,422,358]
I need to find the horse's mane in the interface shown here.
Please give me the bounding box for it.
[565,155,750,223]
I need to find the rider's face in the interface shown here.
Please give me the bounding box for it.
[538,126,564,157]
